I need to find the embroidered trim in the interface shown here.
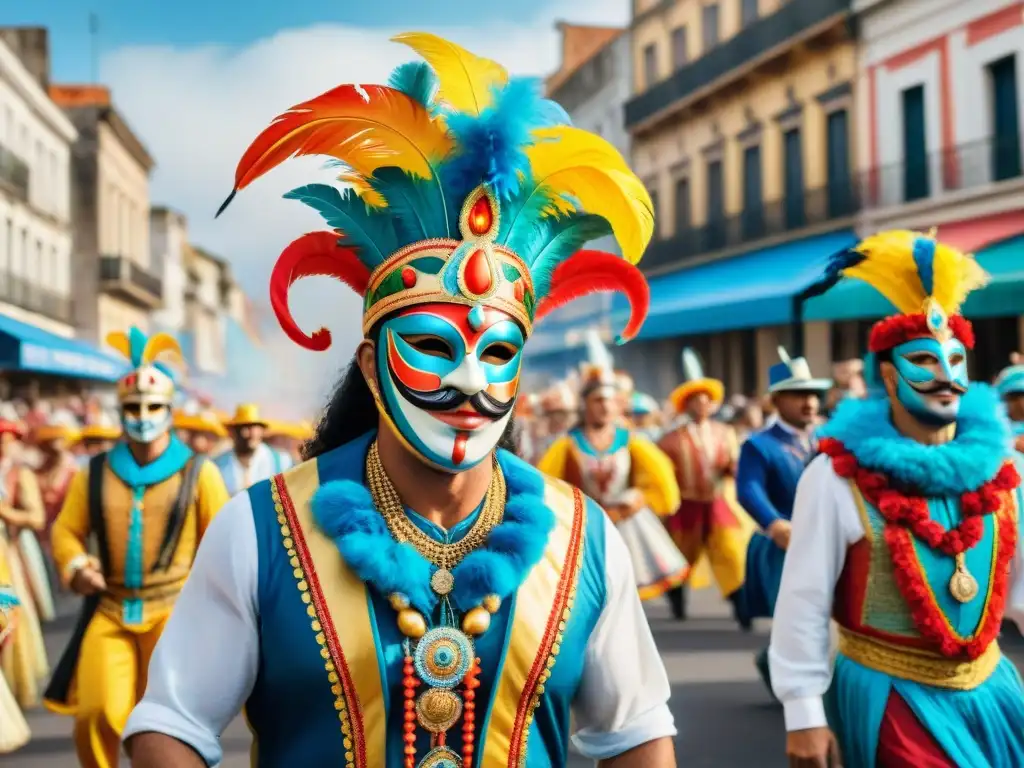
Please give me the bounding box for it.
[822,440,1021,658]
[272,475,365,767]
[508,487,586,767]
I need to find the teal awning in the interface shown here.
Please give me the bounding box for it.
[804,234,1024,321]
[0,314,128,382]
[616,230,857,340]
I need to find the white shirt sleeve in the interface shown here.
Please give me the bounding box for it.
[123,491,260,766]
[570,514,676,759]
[1004,479,1024,631]
[768,455,865,732]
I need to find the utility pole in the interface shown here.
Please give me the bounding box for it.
[89,13,99,82]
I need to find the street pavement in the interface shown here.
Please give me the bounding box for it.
[12,589,1023,767]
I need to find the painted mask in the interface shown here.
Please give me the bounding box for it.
[118,363,175,444]
[375,302,524,472]
[889,336,968,426]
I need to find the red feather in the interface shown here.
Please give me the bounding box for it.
[535,250,650,342]
[269,231,371,352]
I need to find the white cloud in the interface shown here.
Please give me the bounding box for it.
[100,0,629,415]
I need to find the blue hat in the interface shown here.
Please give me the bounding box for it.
[996,356,1024,397]
[768,347,832,393]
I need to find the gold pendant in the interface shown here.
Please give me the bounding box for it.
[949,553,979,603]
[430,568,454,596]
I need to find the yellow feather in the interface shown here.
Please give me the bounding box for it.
[336,170,386,207]
[105,331,131,360]
[391,32,508,116]
[142,332,184,366]
[525,126,654,263]
[930,242,989,314]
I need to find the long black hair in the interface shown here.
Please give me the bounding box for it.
[302,354,519,460]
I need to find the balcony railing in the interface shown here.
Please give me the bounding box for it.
[0,143,29,202]
[99,255,164,308]
[860,134,1024,210]
[0,271,73,323]
[642,179,859,272]
[625,0,852,130]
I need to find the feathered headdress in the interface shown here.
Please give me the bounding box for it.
[216,32,653,350]
[996,352,1024,397]
[106,327,184,404]
[579,329,618,395]
[805,229,988,352]
[668,347,724,412]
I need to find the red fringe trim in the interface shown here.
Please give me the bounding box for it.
[868,313,976,352]
[820,438,1020,658]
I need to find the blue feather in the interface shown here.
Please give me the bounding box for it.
[387,61,438,109]
[799,247,866,300]
[368,167,451,243]
[515,214,611,297]
[441,77,569,200]
[912,235,936,295]
[283,183,399,268]
[128,327,147,368]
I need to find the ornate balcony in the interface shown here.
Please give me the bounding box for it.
[99,255,163,309]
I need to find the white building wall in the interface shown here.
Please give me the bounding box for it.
[150,210,189,332]
[0,36,76,336]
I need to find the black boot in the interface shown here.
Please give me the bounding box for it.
[667,585,688,620]
[728,589,753,632]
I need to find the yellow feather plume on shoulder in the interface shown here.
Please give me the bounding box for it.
[105,331,132,360]
[844,230,989,316]
[392,32,508,116]
[142,332,184,367]
[525,126,654,263]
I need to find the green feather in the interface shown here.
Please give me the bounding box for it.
[283,183,398,268]
[368,168,451,245]
[517,214,612,298]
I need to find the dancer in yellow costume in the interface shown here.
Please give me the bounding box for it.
[45,328,230,768]
[0,581,31,753]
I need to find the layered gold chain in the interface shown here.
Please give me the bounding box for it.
[365,440,505,570]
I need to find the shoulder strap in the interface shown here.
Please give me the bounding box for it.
[152,457,205,572]
[88,453,110,574]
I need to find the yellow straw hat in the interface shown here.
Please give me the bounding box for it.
[669,348,724,412]
[222,403,270,428]
[267,420,314,441]
[173,410,228,438]
[34,423,80,444]
[78,423,123,442]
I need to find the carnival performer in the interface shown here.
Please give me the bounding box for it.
[539,337,687,601]
[996,352,1024,454]
[770,230,1024,767]
[45,328,230,768]
[532,379,578,464]
[732,347,830,693]
[0,418,49,710]
[173,409,228,456]
[0,582,31,753]
[33,420,80,557]
[265,419,314,464]
[214,403,292,495]
[629,391,663,441]
[658,348,752,621]
[124,33,675,768]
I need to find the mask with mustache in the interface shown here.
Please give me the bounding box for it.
[374,303,523,472]
[890,336,969,426]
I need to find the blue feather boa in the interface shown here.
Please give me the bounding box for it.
[311,450,555,615]
[820,383,1013,495]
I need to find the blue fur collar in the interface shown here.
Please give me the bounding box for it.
[312,445,555,615]
[108,436,192,488]
[820,384,1013,495]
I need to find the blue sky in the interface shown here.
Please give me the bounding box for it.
[9,0,562,82]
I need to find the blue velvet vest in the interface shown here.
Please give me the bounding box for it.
[243,433,608,767]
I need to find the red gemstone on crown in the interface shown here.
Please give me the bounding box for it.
[467,196,493,236]
[464,249,493,295]
[401,267,417,288]
[513,279,525,301]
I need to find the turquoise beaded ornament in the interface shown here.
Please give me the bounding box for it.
[414,627,475,689]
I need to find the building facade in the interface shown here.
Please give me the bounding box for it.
[0,28,76,337]
[808,0,1024,382]
[525,23,631,388]
[625,0,857,398]
[50,84,159,344]
[150,205,189,333]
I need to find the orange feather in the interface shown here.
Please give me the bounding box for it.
[218,85,452,216]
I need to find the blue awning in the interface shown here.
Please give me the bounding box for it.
[804,234,1024,321]
[0,314,129,382]
[617,230,857,339]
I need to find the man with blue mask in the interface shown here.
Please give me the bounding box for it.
[770,231,1024,767]
[45,328,229,768]
[996,353,1024,455]
[125,33,676,768]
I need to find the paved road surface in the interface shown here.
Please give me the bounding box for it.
[15,589,1022,767]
